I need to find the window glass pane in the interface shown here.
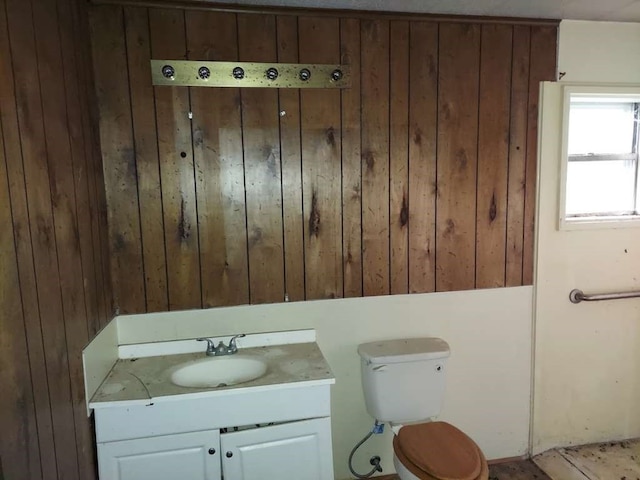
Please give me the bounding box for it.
[566,159,637,215]
[568,102,635,155]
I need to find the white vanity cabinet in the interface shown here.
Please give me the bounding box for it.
[221,417,333,480]
[98,429,221,480]
[93,383,334,480]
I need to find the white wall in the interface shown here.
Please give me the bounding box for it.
[117,287,533,479]
[532,20,640,454]
[558,21,640,83]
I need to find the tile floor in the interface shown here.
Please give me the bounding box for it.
[378,438,640,480]
[533,438,640,480]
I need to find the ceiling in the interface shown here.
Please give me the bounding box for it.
[201,0,640,22]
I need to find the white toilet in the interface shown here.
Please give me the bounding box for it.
[358,338,488,480]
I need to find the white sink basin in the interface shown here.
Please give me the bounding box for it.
[170,356,267,388]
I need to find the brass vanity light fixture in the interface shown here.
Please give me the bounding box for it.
[151,60,350,88]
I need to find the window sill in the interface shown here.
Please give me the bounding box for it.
[559,215,640,231]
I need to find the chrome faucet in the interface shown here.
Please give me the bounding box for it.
[197,334,246,357]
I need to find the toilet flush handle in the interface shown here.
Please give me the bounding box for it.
[372,365,387,372]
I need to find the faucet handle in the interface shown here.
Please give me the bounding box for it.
[228,334,246,353]
[197,337,216,356]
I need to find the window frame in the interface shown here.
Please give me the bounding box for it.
[559,84,640,230]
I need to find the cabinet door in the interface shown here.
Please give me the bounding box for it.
[98,429,221,480]
[220,417,333,480]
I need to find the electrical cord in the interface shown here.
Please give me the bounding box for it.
[348,420,384,479]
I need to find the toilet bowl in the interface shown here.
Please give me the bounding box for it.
[357,338,489,480]
[392,422,489,480]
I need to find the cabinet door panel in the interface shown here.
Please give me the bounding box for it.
[221,418,333,480]
[98,430,221,480]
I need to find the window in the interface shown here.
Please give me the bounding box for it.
[560,86,640,228]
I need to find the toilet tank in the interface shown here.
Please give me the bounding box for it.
[358,338,450,423]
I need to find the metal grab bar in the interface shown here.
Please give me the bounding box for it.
[569,288,640,304]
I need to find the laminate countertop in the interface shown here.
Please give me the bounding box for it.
[90,342,334,408]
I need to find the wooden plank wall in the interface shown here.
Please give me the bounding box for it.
[0,0,113,478]
[90,5,557,314]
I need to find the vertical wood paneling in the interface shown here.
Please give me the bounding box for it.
[506,26,531,287]
[186,10,250,308]
[361,19,390,296]
[389,21,410,295]
[124,7,169,312]
[72,0,109,334]
[299,16,343,300]
[277,15,305,302]
[0,99,40,480]
[93,7,557,315]
[78,0,112,325]
[58,0,100,342]
[7,0,79,477]
[340,18,362,298]
[150,9,202,310]
[475,24,512,288]
[524,26,557,285]
[91,6,145,313]
[237,14,285,304]
[436,23,481,292]
[1,0,112,478]
[408,22,438,294]
[51,0,98,474]
[0,0,57,477]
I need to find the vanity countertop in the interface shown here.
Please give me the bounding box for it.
[90,342,334,408]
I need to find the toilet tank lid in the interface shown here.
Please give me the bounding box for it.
[358,338,450,364]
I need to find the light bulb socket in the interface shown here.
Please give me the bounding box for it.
[232,67,245,79]
[266,67,279,81]
[161,65,175,79]
[299,68,311,81]
[198,66,211,79]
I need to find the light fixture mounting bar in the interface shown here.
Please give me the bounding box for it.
[151,60,350,89]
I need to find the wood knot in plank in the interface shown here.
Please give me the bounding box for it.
[113,233,126,252]
[413,128,422,146]
[363,150,375,173]
[36,218,53,248]
[193,128,204,148]
[489,193,497,222]
[455,148,468,171]
[248,227,263,249]
[177,198,191,241]
[262,145,279,178]
[400,193,409,227]
[309,191,321,237]
[444,218,455,237]
[325,127,336,147]
[351,183,361,200]
[441,102,451,121]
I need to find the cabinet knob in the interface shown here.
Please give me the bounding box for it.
[208,448,216,455]
[226,451,233,458]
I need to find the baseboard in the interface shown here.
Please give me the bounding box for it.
[487,454,528,465]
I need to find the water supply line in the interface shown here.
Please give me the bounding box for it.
[348,420,384,479]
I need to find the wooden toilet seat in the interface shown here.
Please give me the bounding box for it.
[393,422,489,480]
